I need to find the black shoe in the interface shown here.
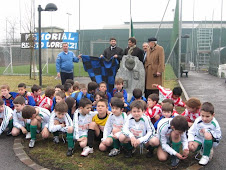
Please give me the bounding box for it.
[124,149,133,158]
[146,149,154,158]
[6,130,12,136]
[66,148,74,157]
[171,155,180,167]
[146,146,154,158]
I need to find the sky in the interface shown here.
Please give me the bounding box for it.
[0,0,225,42]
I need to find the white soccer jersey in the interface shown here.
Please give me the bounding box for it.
[122,114,155,144]
[157,118,188,156]
[35,107,51,129]
[48,111,73,133]
[188,116,221,147]
[73,109,97,140]
[0,106,13,135]
[102,112,127,141]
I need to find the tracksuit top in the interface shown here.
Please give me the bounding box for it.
[157,118,188,156]
[102,112,127,141]
[0,106,13,135]
[188,116,221,146]
[73,109,97,140]
[48,111,73,133]
[122,114,155,144]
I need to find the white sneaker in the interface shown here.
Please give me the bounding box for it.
[199,155,210,166]
[81,146,93,157]
[25,132,31,139]
[29,139,35,148]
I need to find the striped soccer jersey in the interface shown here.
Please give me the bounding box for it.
[145,104,162,119]
[157,85,185,107]
[73,109,97,140]
[48,111,73,133]
[38,96,53,110]
[181,109,200,122]
[122,114,155,144]
[31,93,42,106]
[188,116,221,147]
[102,112,127,141]
[157,118,188,156]
[0,106,13,135]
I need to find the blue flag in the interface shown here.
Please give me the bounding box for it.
[81,55,119,92]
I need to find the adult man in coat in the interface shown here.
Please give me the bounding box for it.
[144,37,165,98]
[124,37,144,63]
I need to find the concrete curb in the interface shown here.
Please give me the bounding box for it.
[178,79,189,100]
[13,138,49,170]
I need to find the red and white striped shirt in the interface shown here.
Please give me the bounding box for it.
[157,85,185,107]
[31,93,42,106]
[145,104,162,119]
[38,96,53,111]
[181,109,200,122]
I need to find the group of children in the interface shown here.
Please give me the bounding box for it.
[0,78,222,167]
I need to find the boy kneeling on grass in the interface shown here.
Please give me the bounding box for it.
[66,98,97,156]
[156,116,189,167]
[99,97,127,157]
[119,100,159,158]
[12,96,31,139]
[188,102,221,166]
[81,99,109,157]
[22,106,50,148]
[49,101,73,144]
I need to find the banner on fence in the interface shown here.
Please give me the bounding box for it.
[21,32,79,50]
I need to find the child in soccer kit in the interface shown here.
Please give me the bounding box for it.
[129,88,147,105]
[51,91,66,111]
[65,97,76,119]
[54,84,64,96]
[22,105,50,148]
[64,83,73,97]
[81,99,109,156]
[18,83,35,106]
[38,88,55,111]
[154,103,174,129]
[31,84,42,106]
[66,98,97,156]
[112,78,128,102]
[0,99,13,135]
[181,97,201,127]
[156,116,189,167]
[145,93,162,124]
[119,100,158,158]
[188,102,221,166]
[48,101,73,144]
[71,83,92,107]
[114,92,130,113]
[92,91,106,111]
[1,84,18,110]
[11,96,31,139]
[99,97,127,157]
[152,84,185,107]
[98,81,112,103]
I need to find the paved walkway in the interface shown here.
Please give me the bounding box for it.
[180,71,226,169]
[0,134,31,170]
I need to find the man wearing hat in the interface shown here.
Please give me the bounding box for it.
[144,37,165,98]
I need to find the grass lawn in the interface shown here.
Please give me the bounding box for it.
[22,135,198,170]
[0,62,88,77]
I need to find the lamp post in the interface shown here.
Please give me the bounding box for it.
[66,13,72,32]
[38,3,57,86]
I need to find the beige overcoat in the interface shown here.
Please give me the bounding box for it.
[145,44,165,90]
